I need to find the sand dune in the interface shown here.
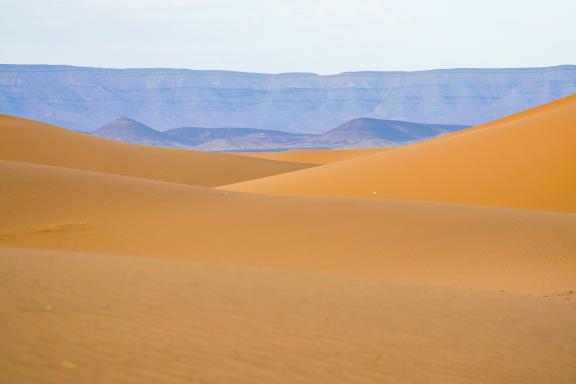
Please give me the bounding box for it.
[2,91,576,384]
[236,148,385,164]
[0,114,311,187]
[1,159,575,294]
[222,94,576,213]
[1,247,575,384]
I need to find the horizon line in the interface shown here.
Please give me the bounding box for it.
[1,63,575,77]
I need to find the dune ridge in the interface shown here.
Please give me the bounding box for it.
[222,94,576,213]
[1,159,575,294]
[236,148,385,164]
[0,114,312,187]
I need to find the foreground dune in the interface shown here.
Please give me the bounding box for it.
[1,159,575,294]
[222,94,576,213]
[236,148,385,164]
[0,114,311,187]
[1,247,575,384]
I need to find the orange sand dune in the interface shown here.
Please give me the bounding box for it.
[1,247,575,384]
[236,148,385,164]
[0,114,311,187]
[2,159,575,294]
[222,94,576,212]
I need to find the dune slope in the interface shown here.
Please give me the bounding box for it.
[1,247,575,384]
[222,94,576,212]
[1,159,575,294]
[0,114,311,187]
[237,148,385,164]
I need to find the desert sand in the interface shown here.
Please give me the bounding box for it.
[222,94,576,213]
[1,159,575,294]
[1,247,575,384]
[236,148,385,164]
[0,114,311,187]
[1,93,576,384]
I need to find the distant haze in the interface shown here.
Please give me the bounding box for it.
[0,64,574,132]
[0,0,575,74]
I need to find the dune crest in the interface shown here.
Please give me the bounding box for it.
[1,159,576,294]
[236,148,385,164]
[0,114,312,187]
[222,94,576,213]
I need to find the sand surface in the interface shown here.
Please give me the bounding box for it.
[1,159,575,294]
[222,94,576,212]
[0,114,311,187]
[236,148,385,164]
[1,93,576,383]
[1,247,575,384]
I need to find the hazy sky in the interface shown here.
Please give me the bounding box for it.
[1,0,574,74]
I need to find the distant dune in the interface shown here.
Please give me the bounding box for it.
[236,148,385,164]
[0,114,311,187]
[223,94,576,213]
[1,159,575,294]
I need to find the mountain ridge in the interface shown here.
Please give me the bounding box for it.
[1,64,574,132]
[93,117,190,147]
[91,116,468,151]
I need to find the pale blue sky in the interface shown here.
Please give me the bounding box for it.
[1,0,574,74]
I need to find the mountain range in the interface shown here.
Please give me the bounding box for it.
[302,118,469,148]
[166,126,314,151]
[92,117,468,151]
[1,64,574,132]
[93,117,189,148]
